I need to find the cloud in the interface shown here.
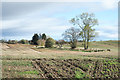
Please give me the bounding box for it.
[1,0,106,2]
[1,2,118,40]
[95,24,118,40]
[2,15,70,40]
[96,31,118,39]
[101,0,119,9]
[2,1,118,20]
[96,25,118,33]
[2,19,25,29]
[2,2,50,20]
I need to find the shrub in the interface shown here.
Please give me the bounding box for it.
[0,39,7,43]
[8,40,17,44]
[19,39,29,44]
[37,40,45,46]
[56,40,65,48]
[45,38,55,48]
[70,41,77,49]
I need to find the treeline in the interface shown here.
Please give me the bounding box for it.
[0,33,74,49]
[0,33,69,48]
[31,33,69,48]
[0,33,48,45]
[0,39,29,44]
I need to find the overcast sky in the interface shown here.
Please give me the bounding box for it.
[1,0,119,41]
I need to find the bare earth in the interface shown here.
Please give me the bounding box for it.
[1,43,118,59]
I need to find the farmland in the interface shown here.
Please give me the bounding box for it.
[1,40,119,79]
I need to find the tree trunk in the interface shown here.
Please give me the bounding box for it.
[83,39,87,50]
[86,29,89,50]
[86,42,88,49]
[84,31,87,50]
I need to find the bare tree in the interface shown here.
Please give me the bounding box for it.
[62,27,80,49]
[56,40,65,49]
[70,13,98,50]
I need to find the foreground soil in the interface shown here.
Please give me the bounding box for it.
[1,43,119,79]
[2,58,119,78]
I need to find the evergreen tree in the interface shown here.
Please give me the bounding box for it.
[32,33,39,45]
[42,33,46,40]
[39,33,42,39]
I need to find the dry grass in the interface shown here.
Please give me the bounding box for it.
[1,43,118,59]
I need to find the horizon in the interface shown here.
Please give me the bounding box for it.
[1,1,118,41]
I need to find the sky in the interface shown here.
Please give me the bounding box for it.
[1,0,119,41]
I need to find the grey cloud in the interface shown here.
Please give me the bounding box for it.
[2,2,49,20]
[2,2,99,20]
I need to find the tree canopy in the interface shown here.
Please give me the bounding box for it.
[32,33,39,45]
[70,13,98,49]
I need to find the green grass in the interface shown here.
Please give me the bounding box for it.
[75,70,86,78]
[77,40,118,51]
[19,70,39,75]
[101,71,105,74]
[106,69,110,72]
[103,60,119,65]
[54,40,118,53]
[2,60,32,66]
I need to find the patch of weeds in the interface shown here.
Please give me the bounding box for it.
[103,68,107,71]
[40,71,44,74]
[106,69,110,72]
[103,65,107,68]
[103,60,119,65]
[101,71,105,74]
[70,49,79,51]
[48,73,53,78]
[3,61,32,66]
[85,64,89,68]
[57,70,61,74]
[114,69,119,72]
[104,75,110,78]
[46,62,55,66]
[4,68,8,72]
[81,50,92,52]
[75,70,86,78]
[4,69,19,72]
[19,70,39,75]
[111,69,114,72]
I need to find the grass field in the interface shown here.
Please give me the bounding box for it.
[1,40,119,79]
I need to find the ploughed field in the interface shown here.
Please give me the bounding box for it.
[1,41,119,79]
[32,58,119,78]
[2,58,119,78]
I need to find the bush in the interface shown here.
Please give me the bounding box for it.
[8,40,17,44]
[19,39,29,44]
[70,41,77,49]
[56,40,65,48]
[37,40,45,46]
[45,38,55,48]
[0,39,7,43]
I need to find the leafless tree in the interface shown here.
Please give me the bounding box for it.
[62,27,80,49]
